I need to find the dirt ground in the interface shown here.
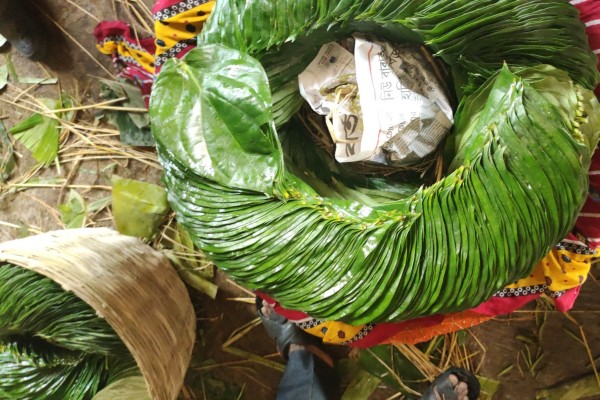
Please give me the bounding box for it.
[0,1,598,399]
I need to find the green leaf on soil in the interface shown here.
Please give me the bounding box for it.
[113,110,155,147]
[92,376,151,400]
[111,175,169,240]
[58,190,87,229]
[477,376,501,400]
[9,98,60,166]
[0,121,15,182]
[341,369,381,400]
[100,79,154,146]
[0,64,8,90]
[58,191,109,229]
[100,79,149,128]
[536,374,600,400]
[88,196,111,213]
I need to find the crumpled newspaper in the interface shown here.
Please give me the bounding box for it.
[298,34,453,166]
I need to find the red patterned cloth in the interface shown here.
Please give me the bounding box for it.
[93,0,214,107]
[93,21,156,107]
[573,0,600,249]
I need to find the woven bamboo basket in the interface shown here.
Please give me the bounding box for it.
[0,228,196,400]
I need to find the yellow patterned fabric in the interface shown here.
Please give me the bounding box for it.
[154,1,214,55]
[506,241,593,292]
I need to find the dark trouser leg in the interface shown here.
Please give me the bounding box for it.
[276,349,340,400]
[0,0,47,60]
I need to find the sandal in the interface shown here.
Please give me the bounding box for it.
[421,367,480,400]
[256,296,320,360]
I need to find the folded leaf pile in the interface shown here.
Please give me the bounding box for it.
[150,0,600,324]
[0,264,137,399]
[0,228,196,400]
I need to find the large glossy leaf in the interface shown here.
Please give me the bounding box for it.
[150,45,283,195]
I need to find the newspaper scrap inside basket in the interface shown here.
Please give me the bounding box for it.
[298,34,453,166]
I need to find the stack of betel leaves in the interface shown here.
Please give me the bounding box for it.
[0,264,138,399]
[0,229,195,400]
[150,0,600,324]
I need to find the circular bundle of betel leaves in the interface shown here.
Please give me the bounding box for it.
[150,0,600,324]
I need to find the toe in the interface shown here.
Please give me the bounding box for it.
[455,381,469,398]
[448,374,459,386]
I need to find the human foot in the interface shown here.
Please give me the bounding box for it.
[421,367,480,400]
[258,298,333,367]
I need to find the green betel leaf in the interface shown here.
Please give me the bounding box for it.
[9,98,60,166]
[150,44,284,195]
[111,175,170,240]
[92,376,150,400]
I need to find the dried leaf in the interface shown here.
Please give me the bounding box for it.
[92,376,151,400]
[536,375,600,400]
[100,79,149,128]
[113,110,155,147]
[177,267,218,299]
[100,79,154,146]
[0,64,7,90]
